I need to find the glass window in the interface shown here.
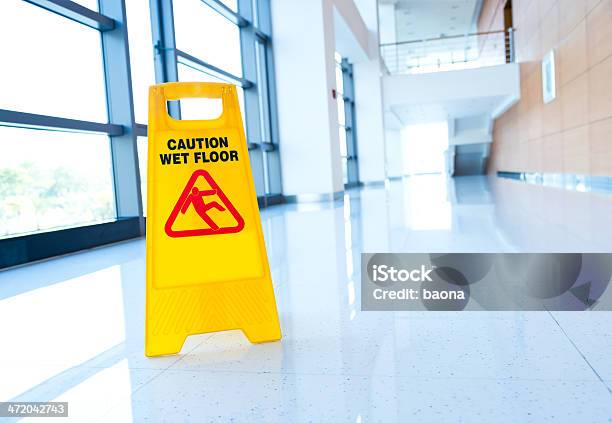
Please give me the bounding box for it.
[173,0,243,77]
[335,66,344,95]
[337,97,346,126]
[0,1,107,122]
[137,137,148,217]
[338,127,348,157]
[255,40,272,144]
[178,64,245,122]
[72,0,99,10]
[220,0,238,12]
[335,53,357,186]
[0,127,115,238]
[126,0,156,124]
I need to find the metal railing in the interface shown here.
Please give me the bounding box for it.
[380,28,515,75]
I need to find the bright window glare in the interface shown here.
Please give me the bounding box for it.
[0,128,115,238]
[220,0,238,11]
[337,96,346,126]
[71,0,99,10]
[335,66,344,94]
[0,1,107,122]
[403,174,451,231]
[0,266,125,401]
[51,360,133,420]
[401,121,449,175]
[126,0,156,124]
[137,137,148,217]
[173,0,243,76]
[178,97,224,120]
[338,127,348,156]
[178,64,245,121]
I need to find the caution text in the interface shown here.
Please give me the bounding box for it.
[159,136,239,165]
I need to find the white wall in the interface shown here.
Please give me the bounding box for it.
[384,63,521,109]
[334,0,371,60]
[271,0,376,197]
[271,0,342,196]
[377,2,396,45]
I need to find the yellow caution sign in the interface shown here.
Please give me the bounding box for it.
[145,82,281,357]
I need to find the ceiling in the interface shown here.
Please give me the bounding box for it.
[380,0,483,43]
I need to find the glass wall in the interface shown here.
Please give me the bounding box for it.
[335,53,359,187]
[0,1,115,238]
[138,0,281,201]
[173,0,243,76]
[0,0,280,266]
[0,2,107,121]
[0,128,114,238]
[125,0,155,125]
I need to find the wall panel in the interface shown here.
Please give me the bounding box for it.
[489,0,612,176]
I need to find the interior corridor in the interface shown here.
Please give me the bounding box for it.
[2,175,611,421]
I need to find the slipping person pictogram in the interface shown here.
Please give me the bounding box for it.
[165,169,244,238]
[180,187,225,231]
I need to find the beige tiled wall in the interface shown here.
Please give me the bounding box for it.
[487,0,612,175]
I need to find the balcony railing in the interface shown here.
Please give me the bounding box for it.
[380,28,515,75]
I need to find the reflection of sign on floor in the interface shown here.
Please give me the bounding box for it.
[165,169,244,238]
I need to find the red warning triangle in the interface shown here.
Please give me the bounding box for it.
[165,169,244,238]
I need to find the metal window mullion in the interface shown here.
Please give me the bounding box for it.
[249,0,270,43]
[253,0,271,35]
[254,42,271,144]
[175,50,254,88]
[237,0,266,197]
[262,41,278,146]
[150,0,180,118]
[257,0,282,196]
[99,0,142,221]
[0,109,123,135]
[200,0,248,27]
[254,29,269,43]
[24,0,115,31]
[135,123,148,137]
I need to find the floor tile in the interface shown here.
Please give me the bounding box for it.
[3,175,612,421]
[103,370,612,423]
[550,311,612,382]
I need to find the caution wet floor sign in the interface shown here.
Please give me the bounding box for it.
[145,82,281,357]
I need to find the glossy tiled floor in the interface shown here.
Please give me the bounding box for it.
[1,175,611,422]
